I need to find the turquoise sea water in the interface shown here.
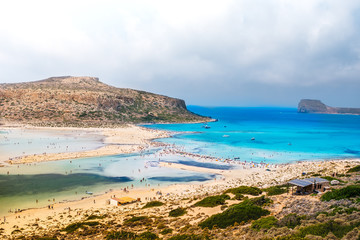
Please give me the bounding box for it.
[145,106,360,164]
[1,106,359,216]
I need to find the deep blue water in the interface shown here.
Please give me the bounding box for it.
[145,106,360,164]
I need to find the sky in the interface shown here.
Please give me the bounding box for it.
[0,0,360,107]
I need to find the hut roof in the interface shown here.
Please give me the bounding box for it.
[288,177,329,187]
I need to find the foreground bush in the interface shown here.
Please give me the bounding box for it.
[251,216,278,231]
[263,185,287,196]
[199,197,270,229]
[168,234,210,240]
[297,220,360,239]
[63,221,99,233]
[321,185,360,201]
[225,186,262,196]
[169,207,187,217]
[124,216,152,227]
[142,201,164,209]
[277,213,303,229]
[106,231,159,240]
[194,194,230,207]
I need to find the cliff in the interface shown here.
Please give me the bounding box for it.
[0,76,209,127]
[298,99,360,115]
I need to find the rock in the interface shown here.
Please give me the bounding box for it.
[298,99,360,115]
[330,180,340,185]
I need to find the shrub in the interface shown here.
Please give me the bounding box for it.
[321,185,360,201]
[160,228,173,235]
[86,214,106,220]
[225,186,262,196]
[142,201,164,209]
[263,186,287,196]
[138,231,159,240]
[243,196,272,207]
[321,176,344,183]
[106,230,137,239]
[233,193,244,200]
[251,216,278,231]
[297,220,360,239]
[63,221,99,233]
[168,234,209,240]
[169,208,187,217]
[194,194,230,207]
[124,216,152,227]
[347,165,360,173]
[199,199,270,229]
[277,213,302,229]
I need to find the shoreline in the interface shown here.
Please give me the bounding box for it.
[1,157,358,236]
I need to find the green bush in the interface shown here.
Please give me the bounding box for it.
[321,176,344,183]
[142,201,164,209]
[263,186,287,196]
[297,220,360,239]
[169,207,187,217]
[124,216,152,227]
[194,194,230,207]
[347,165,360,173]
[225,186,262,196]
[137,231,159,240]
[321,185,360,201]
[251,216,278,231]
[233,193,244,200]
[63,221,99,233]
[160,228,173,235]
[106,231,137,240]
[277,213,302,229]
[168,234,210,240]
[199,198,270,229]
[242,196,272,207]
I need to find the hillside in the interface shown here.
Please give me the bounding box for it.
[0,76,209,126]
[298,99,360,115]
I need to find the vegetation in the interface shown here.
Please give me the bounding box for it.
[224,186,262,196]
[106,230,159,240]
[277,213,303,229]
[63,221,100,233]
[194,194,230,207]
[251,216,278,231]
[199,196,271,229]
[347,165,360,173]
[142,201,164,209]
[160,228,173,235]
[124,216,152,227]
[263,185,288,196]
[168,234,210,240]
[296,220,360,239]
[169,207,187,217]
[321,185,360,201]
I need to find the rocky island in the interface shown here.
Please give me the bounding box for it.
[0,76,209,126]
[298,99,360,115]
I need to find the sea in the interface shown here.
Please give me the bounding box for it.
[0,106,359,216]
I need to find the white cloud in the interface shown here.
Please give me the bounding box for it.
[0,0,359,106]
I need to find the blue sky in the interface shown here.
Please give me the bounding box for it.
[0,0,360,107]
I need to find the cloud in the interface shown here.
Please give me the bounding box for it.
[0,0,359,106]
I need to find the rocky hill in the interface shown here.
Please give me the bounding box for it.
[298,99,360,115]
[0,76,209,126]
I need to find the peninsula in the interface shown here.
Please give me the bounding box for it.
[298,99,360,115]
[0,76,209,127]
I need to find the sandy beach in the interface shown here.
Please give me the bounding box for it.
[1,153,359,236]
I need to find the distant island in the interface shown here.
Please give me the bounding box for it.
[298,99,360,115]
[0,76,210,126]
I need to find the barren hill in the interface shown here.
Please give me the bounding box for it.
[298,99,360,115]
[0,76,209,126]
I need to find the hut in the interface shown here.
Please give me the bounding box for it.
[288,177,329,194]
[109,197,137,206]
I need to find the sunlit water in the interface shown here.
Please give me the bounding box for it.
[145,106,360,164]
